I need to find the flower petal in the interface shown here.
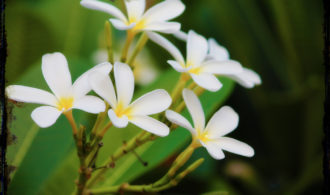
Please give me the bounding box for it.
[167,60,189,72]
[190,73,222,92]
[114,62,134,106]
[186,30,208,66]
[205,106,239,138]
[108,109,128,128]
[202,141,225,160]
[208,38,229,61]
[143,0,185,23]
[89,72,117,108]
[125,0,145,21]
[216,137,254,157]
[165,110,195,135]
[173,30,188,41]
[42,52,72,98]
[73,95,105,114]
[129,115,169,136]
[31,106,62,128]
[130,89,172,115]
[201,60,243,75]
[182,89,205,130]
[147,32,185,64]
[228,68,262,88]
[144,22,181,34]
[110,19,135,30]
[81,0,127,22]
[6,85,57,107]
[73,62,112,98]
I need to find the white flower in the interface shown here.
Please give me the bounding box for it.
[172,31,262,88]
[165,89,254,160]
[80,0,185,34]
[207,38,262,88]
[89,62,171,136]
[148,30,243,92]
[6,52,111,128]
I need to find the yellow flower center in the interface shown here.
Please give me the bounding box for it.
[185,61,203,75]
[128,17,146,31]
[114,101,133,119]
[56,97,74,111]
[196,128,211,143]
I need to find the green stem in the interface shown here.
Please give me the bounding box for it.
[120,30,135,62]
[105,21,114,64]
[126,32,149,66]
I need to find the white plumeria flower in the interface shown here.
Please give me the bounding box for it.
[89,62,171,136]
[80,0,185,34]
[208,38,262,88]
[165,89,254,160]
[6,52,111,128]
[172,30,262,88]
[148,30,243,92]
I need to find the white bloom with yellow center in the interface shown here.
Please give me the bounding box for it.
[80,0,185,34]
[89,62,172,136]
[173,30,262,88]
[148,30,244,92]
[6,52,111,128]
[165,89,254,159]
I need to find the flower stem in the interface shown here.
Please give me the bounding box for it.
[120,30,135,62]
[171,73,190,107]
[126,32,149,67]
[105,21,114,64]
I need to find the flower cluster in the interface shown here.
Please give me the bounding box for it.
[6,1,262,194]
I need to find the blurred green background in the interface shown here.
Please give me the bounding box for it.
[5,0,324,194]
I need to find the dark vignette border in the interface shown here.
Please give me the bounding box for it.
[324,0,330,194]
[0,0,7,194]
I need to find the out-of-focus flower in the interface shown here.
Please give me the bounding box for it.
[89,62,171,136]
[6,52,111,128]
[148,30,243,92]
[166,89,254,159]
[173,30,261,88]
[81,0,185,34]
[92,49,158,86]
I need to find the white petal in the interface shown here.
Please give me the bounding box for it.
[114,62,135,106]
[147,32,185,64]
[129,115,169,136]
[42,52,72,97]
[125,0,145,21]
[167,60,189,72]
[144,22,181,34]
[89,72,117,108]
[191,73,222,92]
[110,19,135,30]
[202,141,225,160]
[143,0,185,23]
[201,60,243,75]
[182,89,205,130]
[108,109,128,128]
[173,30,188,41]
[216,137,254,157]
[186,30,208,66]
[81,0,127,22]
[228,68,262,88]
[73,62,112,98]
[31,106,62,128]
[130,89,171,115]
[208,38,229,61]
[205,106,239,138]
[165,110,195,135]
[6,85,57,107]
[73,95,105,114]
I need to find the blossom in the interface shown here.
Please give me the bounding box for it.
[165,89,254,159]
[173,30,262,88]
[148,30,243,92]
[89,62,172,136]
[80,0,185,34]
[6,52,111,128]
